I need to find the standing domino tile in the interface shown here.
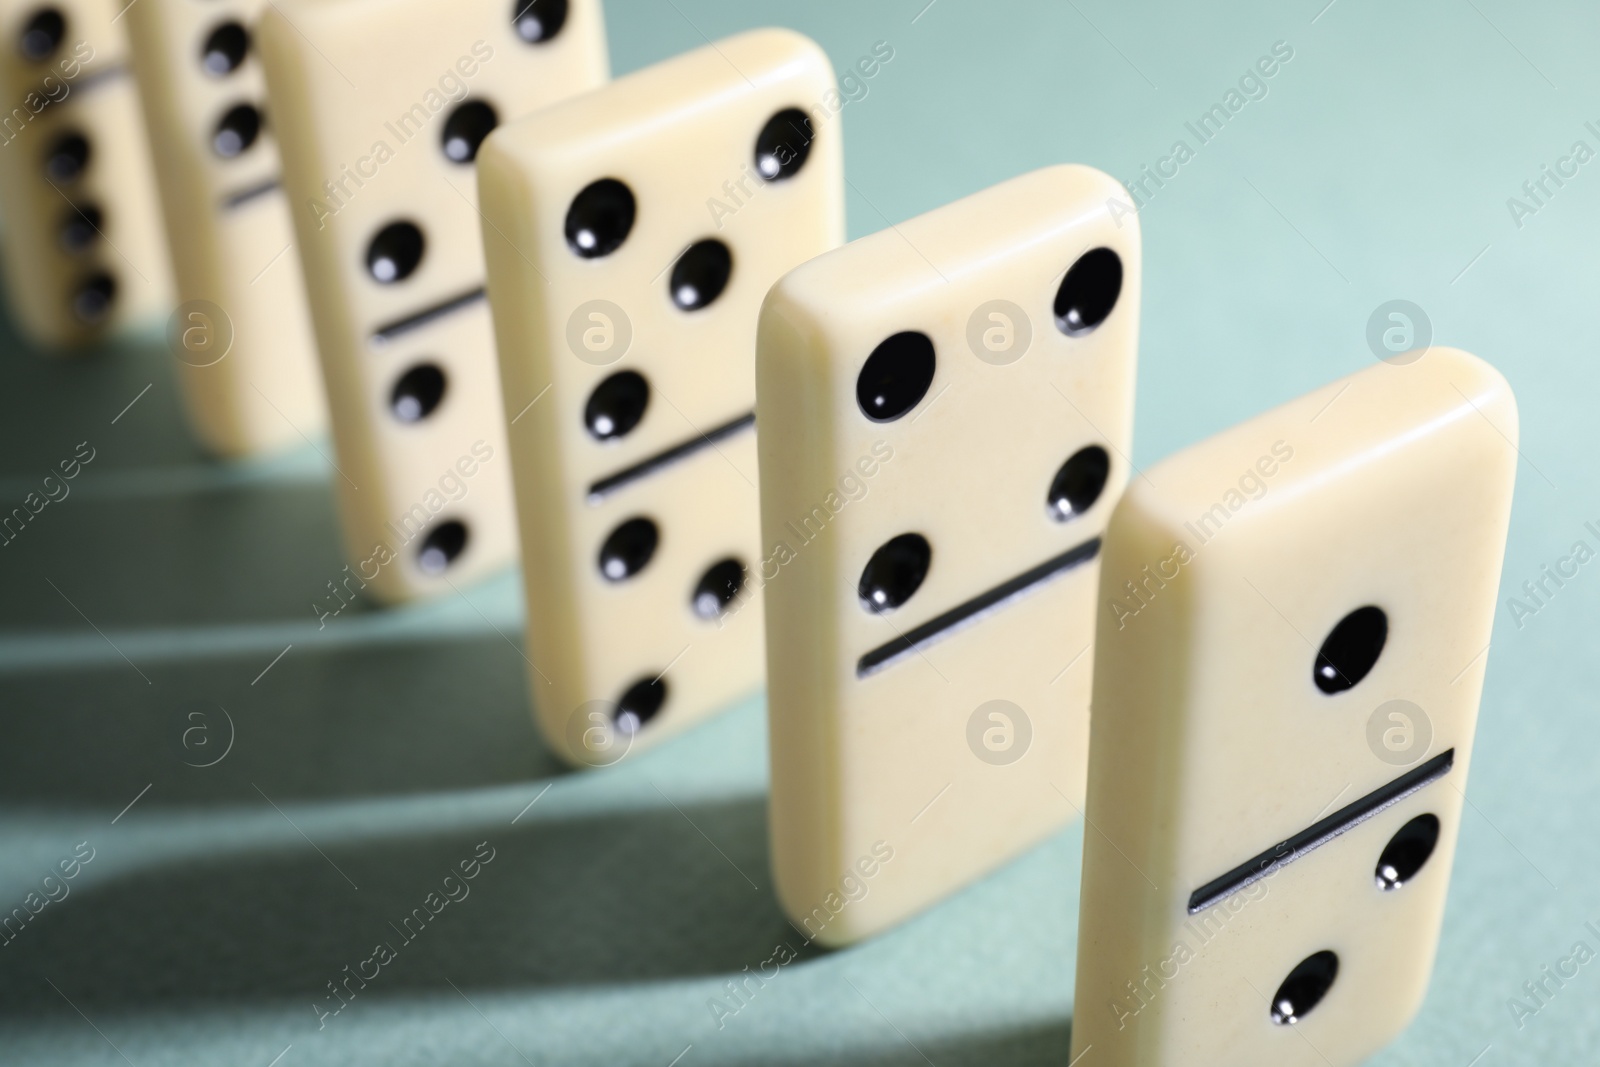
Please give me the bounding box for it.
[478,28,843,764]
[756,164,1139,945]
[0,0,170,347]
[124,0,326,456]
[258,0,607,602]
[1072,349,1518,1065]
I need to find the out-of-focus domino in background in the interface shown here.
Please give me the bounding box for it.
[0,0,171,348]
[124,0,326,456]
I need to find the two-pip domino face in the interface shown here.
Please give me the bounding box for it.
[479,28,843,765]
[0,0,170,347]
[1072,349,1518,1065]
[756,164,1140,945]
[124,0,326,456]
[259,0,607,601]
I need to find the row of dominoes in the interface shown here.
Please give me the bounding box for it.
[0,3,1519,1062]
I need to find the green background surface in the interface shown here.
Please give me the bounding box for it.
[2,0,1597,1063]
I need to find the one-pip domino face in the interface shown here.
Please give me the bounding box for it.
[1072,349,1518,1066]
[123,0,326,456]
[258,0,607,602]
[756,164,1139,945]
[0,0,171,347]
[479,28,844,765]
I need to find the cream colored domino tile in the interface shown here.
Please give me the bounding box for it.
[124,0,326,456]
[1072,348,1518,1065]
[478,27,844,764]
[0,0,171,348]
[756,164,1141,945]
[259,0,607,601]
